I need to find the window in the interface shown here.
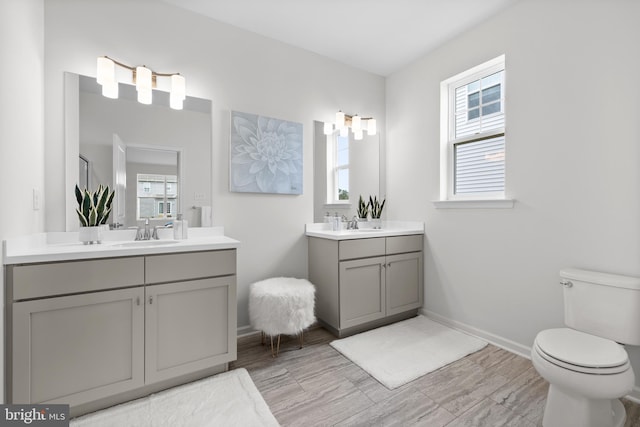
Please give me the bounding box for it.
[136,174,178,219]
[440,55,506,201]
[326,132,350,203]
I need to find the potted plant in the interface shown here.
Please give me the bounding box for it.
[369,195,385,229]
[356,195,370,221]
[75,184,115,244]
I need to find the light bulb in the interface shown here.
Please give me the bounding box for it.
[136,66,152,92]
[352,115,361,132]
[354,128,363,140]
[170,93,184,110]
[335,111,345,128]
[367,118,377,135]
[96,57,115,85]
[138,88,152,105]
[102,81,119,99]
[170,74,186,100]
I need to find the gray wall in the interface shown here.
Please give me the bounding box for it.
[386,0,640,395]
[43,0,386,331]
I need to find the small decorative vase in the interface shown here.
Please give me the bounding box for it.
[79,226,103,245]
[370,218,382,229]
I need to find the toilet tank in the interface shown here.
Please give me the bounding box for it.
[561,268,640,345]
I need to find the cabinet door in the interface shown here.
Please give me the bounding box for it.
[145,276,237,384]
[339,257,386,329]
[12,287,145,405]
[386,252,423,316]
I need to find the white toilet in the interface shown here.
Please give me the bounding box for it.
[532,268,640,427]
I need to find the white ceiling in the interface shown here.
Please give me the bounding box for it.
[161,0,519,76]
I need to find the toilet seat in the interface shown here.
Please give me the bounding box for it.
[534,328,630,375]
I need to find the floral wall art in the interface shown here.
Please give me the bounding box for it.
[230,111,303,195]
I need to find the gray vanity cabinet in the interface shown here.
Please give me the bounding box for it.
[6,249,237,416]
[11,286,145,407]
[385,251,423,316]
[309,234,423,337]
[7,257,146,407]
[145,277,235,384]
[144,250,237,384]
[339,256,386,328]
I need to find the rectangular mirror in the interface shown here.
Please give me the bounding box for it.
[313,120,380,222]
[64,73,212,230]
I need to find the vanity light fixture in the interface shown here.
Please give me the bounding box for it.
[324,110,377,140]
[95,56,186,110]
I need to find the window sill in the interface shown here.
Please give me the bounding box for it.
[432,199,515,209]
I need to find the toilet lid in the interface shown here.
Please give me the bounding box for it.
[535,328,628,369]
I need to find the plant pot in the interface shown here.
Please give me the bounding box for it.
[357,217,370,229]
[370,218,382,229]
[79,226,103,245]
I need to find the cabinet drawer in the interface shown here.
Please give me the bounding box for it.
[339,238,385,260]
[145,250,236,284]
[386,235,423,255]
[10,257,144,300]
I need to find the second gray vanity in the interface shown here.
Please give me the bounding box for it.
[306,222,424,337]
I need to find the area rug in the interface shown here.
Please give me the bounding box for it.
[330,315,487,389]
[71,368,279,427]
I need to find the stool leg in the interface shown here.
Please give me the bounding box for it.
[270,334,281,358]
[299,330,304,349]
[261,331,265,346]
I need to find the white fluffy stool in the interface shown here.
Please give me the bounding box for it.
[249,277,316,357]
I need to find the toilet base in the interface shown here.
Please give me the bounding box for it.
[543,385,626,427]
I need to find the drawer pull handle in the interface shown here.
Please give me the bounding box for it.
[136,297,140,306]
[149,296,153,305]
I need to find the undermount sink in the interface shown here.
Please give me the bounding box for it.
[352,228,385,232]
[112,240,179,248]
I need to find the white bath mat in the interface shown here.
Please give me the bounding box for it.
[330,315,487,389]
[71,368,279,427]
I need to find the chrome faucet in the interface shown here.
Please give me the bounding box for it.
[135,218,159,240]
[346,216,359,230]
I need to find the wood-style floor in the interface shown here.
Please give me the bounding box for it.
[231,326,640,427]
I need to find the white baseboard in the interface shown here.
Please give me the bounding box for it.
[627,387,640,404]
[237,325,256,338]
[421,309,532,359]
[420,309,640,403]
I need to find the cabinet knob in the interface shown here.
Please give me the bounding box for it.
[560,280,573,288]
[149,295,153,305]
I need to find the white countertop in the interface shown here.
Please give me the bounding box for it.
[3,227,240,264]
[305,220,424,240]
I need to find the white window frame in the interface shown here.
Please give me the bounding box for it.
[326,132,350,205]
[439,55,510,204]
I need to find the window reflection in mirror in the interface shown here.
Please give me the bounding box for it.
[327,132,350,204]
[313,121,380,222]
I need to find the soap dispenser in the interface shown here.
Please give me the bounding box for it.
[173,214,188,240]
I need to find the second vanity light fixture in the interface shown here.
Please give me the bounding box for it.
[96,56,186,110]
[324,111,377,140]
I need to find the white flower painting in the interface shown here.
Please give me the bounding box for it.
[230,111,303,195]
